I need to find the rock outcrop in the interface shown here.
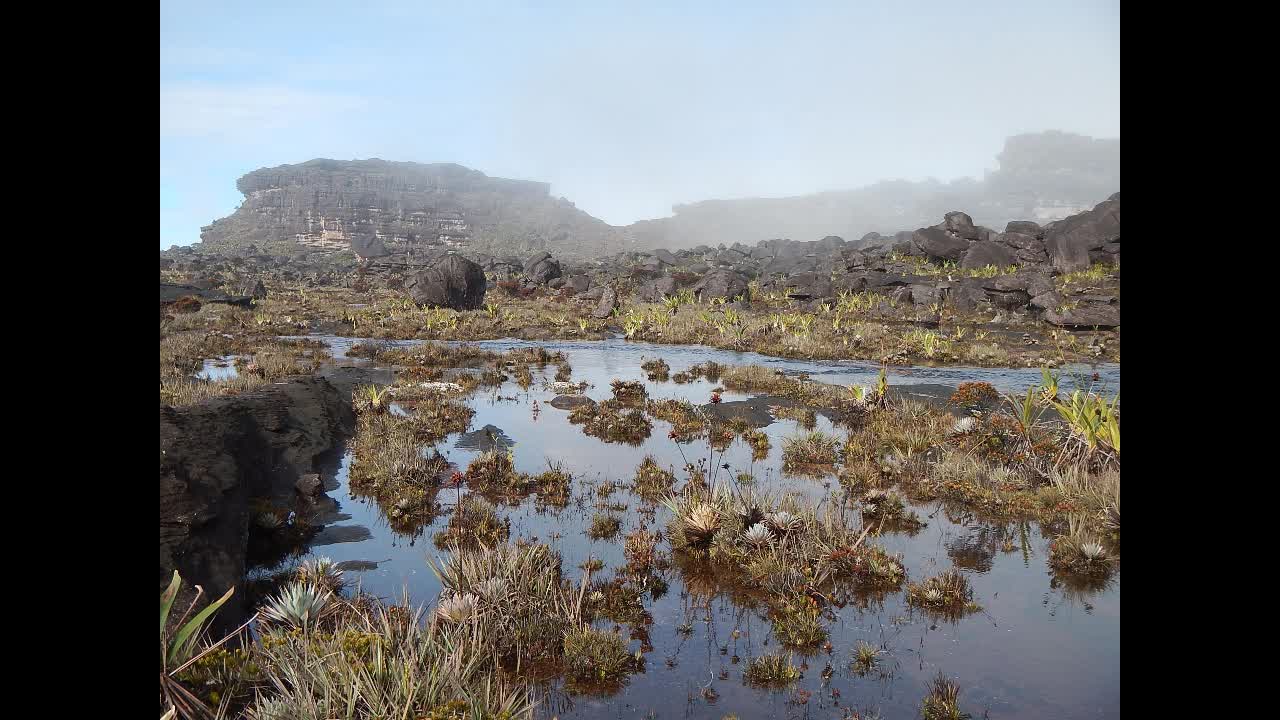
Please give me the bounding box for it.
[159,376,355,632]
[405,254,487,310]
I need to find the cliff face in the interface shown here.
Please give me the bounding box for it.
[198,159,625,261]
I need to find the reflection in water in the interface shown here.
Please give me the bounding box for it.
[285,338,1118,720]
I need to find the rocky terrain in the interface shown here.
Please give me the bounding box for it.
[172,131,1117,263]
[163,191,1119,335]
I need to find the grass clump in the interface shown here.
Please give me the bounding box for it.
[632,456,677,501]
[562,625,643,690]
[743,654,801,687]
[249,597,533,720]
[610,379,648,406]
[587,513,623,541]
[569,402,653,445]
[851,641,882,675]
[906,570,982,619]
[640,358,670,380]
[1048,516,1117,578]
[434,496,510,549]
[782,431,840,468]
[920,671,972,720]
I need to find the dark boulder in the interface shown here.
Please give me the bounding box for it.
[1005,220,1043,236]
[637,276,678,303]
[692,269,750,302]
[943,211,984,241]
[351,234,389,259]
[912,227,969,262]
[566,274,592,293]
[592,285,619,319]
[522,252,563,284]
[406,255,487,310]
[960,241,1016,270]
[1044,300,1120,328]
[550,395,597,410]
[654,248,678,265]
[1043,196,1121,273]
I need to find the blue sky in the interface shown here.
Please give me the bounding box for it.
[160,0,1119,249]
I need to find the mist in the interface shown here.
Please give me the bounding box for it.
[160,0,1119,248]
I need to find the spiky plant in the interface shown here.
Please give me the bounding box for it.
[683,504,721,547]
[434,593,478,625]
[765,510,801,537]
[921,671,971,720]
[741,523,775,551]
[296,557,345,593]
[852,642,881,674]
[260,582,333,630]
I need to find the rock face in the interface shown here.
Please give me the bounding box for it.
[159,376,355,633]
[406,254,487,310]
[1043,192,1120,272]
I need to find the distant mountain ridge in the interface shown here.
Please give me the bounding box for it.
[186,131,1118,261]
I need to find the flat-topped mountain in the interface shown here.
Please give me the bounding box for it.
[183,131,1117,261]
[197,159,626,261]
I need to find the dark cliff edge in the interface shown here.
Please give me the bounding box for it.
[159,375,357,633]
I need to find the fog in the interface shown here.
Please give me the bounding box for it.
[160,0,1119,249]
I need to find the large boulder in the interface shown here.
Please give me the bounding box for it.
[1044,299,1121,328]
[637,276,678,302]
[1043,194,1120,273]
[565,274,592,293]
[592,285,619,319]
[943,211,984,240]
[351,234,389,260]
[406,255,487,310]
[692,269,750,302]
[912,227,969,262]
[523,252,563,284]
[960,241,1016,270]
[1000,232,1049,265]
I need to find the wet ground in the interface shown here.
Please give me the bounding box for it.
[270,337,1120,720]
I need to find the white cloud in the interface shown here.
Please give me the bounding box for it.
[159,84,366,138]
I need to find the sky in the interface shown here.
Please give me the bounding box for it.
[159,0,1120,249]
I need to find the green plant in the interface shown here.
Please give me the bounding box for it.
[161,571,236,672]
[743,654,801,687]
[260,583,333,630]
[1051,390,1120,454]
[160,571,236,718]
[921,671,971,720]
